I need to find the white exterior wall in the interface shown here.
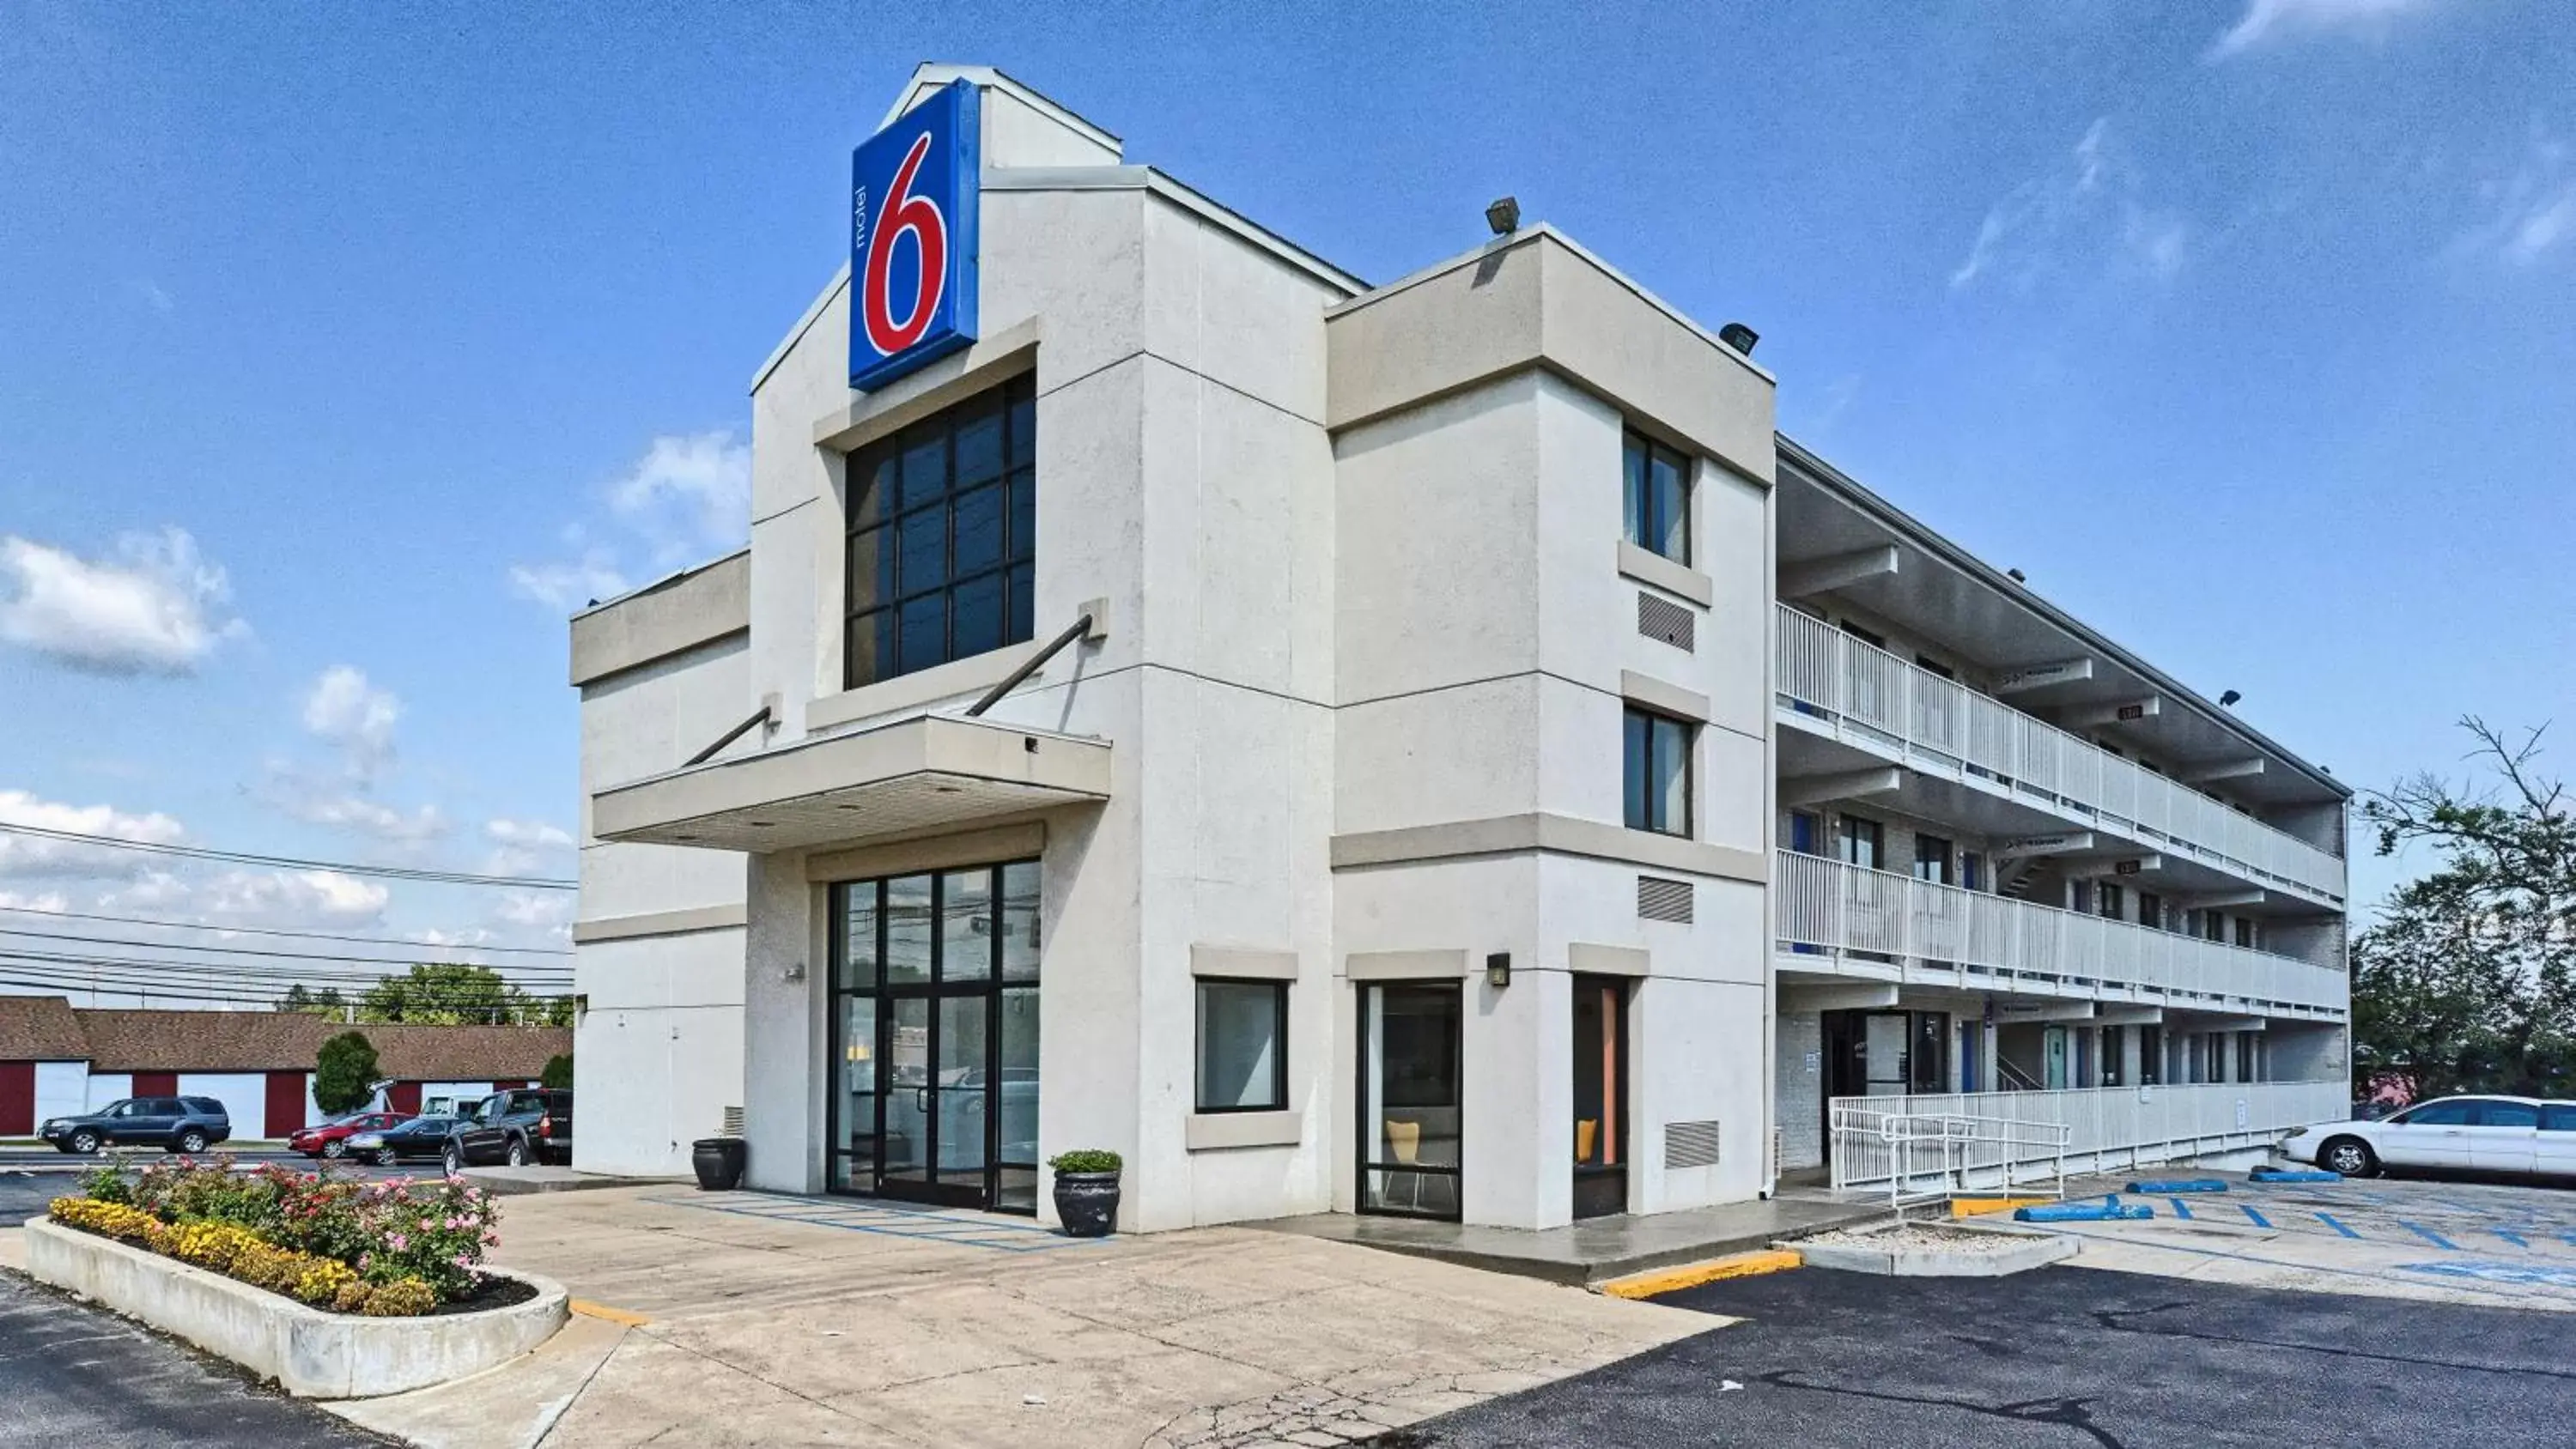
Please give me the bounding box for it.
[173,1072,268,1139]
[85,1073,131,1111]
[33,1061,88,1125]
[416,1082,509,1116]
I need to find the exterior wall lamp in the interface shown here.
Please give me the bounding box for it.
[1486,952,1512,989]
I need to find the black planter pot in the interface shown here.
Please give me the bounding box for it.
[691,1137,747,1191]
[1052,1171,1121,1237]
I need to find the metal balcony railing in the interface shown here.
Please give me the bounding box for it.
[1777,851,2348,1017]
[1775,605,2345,903]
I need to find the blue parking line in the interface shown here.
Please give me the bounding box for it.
[2167,1197,2195,1221]
[2399,1219,2461,1251]
[2315,1212,2361,1240]
[2495,1228,2530,1249]
[2241,1204,2274,1229]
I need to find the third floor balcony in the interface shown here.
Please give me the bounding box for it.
[1775,604,2345,908]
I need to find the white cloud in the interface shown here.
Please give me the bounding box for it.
[301,666,402,779]
[0,528,247,676]
[255,768,447,844]
[0,888,71,913]
[507,549,629,612]
[196,868,391,927]
[2208,0,2438,59]
[0,789,185,879]
[1950,118,2190,293]
[2451,124,2576,266]
[509,429,748,614]
[482,817,576,876]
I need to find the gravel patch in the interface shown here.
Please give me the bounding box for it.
[1797,1222,2036,1253]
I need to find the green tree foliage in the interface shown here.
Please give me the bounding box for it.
[540,1053,574,1090]
[358,962,569,1027]
[276,983,349,1018]
[2356,718,2576,1097]
[314,1031,381,1115]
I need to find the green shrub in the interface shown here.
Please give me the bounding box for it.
[314,1031,380,1115]
[1046,1149,1122,1174]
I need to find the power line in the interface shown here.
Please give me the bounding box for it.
[0,822,578,890]
[0,961,573,1008]
[0,902,571,955]
[0,924,578,973]
[0,950,571,990]
[0,973,326,1009]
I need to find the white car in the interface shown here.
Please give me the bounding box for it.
[2280,1094,2576,1179]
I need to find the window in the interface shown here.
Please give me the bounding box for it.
[1195,979,1288,1113]
[1788,810,1821,856]
[2235,918,2259,950]
[1913,835,1953,885]
[1960,852,1984,892]
[2475,1100,2540,1128]
[1836,815,1883,870]
[2098,882,2125,920]
[2202,910,2226,943]
[2139,1026,2164,1085]
[845,375,1037,688]
[1915,654,1954,680]
[1622,431,1689,564]
[2396,1100,2476,1127]
[1623,706,1692,837]
[2541,1105,2576,1132]
[1838,620,1886,650]
[2137,891,2164,931]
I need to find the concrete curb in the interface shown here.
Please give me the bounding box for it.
[1790,1223,2078,1278]
[21,1218,568,1398]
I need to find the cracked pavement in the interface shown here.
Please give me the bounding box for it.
[1390,1261,2576,1448]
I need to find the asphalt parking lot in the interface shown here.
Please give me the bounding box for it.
[1393,1260,2576,1448]
[2030,1171,2576,1310]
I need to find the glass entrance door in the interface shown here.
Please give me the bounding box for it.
[829,861,1041,1212]
[1571,976,1628,1220]
[1358,982,1461,1219]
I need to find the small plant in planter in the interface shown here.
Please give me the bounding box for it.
[1046,1149,1121,1237]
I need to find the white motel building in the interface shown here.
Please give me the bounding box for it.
[566,65,2350,1232]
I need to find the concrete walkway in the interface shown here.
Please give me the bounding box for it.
[328,1187,1712,1448]
[1253,1193,1880,1285]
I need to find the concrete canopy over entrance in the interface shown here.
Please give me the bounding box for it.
[590,713,1110,852]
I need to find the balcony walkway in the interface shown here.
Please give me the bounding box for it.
[1777,851,2348,1019]
[1776,604,2346,907]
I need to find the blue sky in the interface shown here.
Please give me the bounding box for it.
[1,0,2569,1003]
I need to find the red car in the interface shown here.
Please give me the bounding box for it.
[288,1111,410,1160]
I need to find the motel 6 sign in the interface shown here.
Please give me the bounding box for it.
[848,78,981,391]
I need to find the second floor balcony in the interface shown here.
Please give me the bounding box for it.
[1775,604,2345,907]
[1776,850,2348,1021]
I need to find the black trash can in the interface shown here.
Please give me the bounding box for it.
[691,1137,747,1191]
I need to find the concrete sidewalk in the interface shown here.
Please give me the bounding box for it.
[1253,1192,1877,1286]
[329,1187,1713,1448]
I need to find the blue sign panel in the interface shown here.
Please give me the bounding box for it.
[848,78,980,391]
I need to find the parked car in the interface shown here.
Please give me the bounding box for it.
[442,1088,573,1173]
[2281,1095,2576,1179]
[40,1097,233,1155]
[347,1114,460,1167]
[287,1110,410,1160]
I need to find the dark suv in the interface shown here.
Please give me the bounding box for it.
[442,1088,573,1173]
[41,1097,233,1155]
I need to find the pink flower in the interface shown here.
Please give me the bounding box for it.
[453,1252,473,1269]
[482,1231,499,1246]
[358,1252,374,1270]
[386,1232,409,1252]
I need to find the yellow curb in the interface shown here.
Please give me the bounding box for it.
[568,1299,652,1327]
[1951,1197,2054,1218]
[1596,1248,1802,1300]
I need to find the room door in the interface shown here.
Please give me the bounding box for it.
[1571,976,1629,1220]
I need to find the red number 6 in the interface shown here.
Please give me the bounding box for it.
[862,131,947,357]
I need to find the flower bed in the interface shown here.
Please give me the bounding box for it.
[50,1156,504,1317]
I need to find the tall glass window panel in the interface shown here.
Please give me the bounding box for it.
[1622,707,1692,837]
[846,374,1038,688]
[883,996,931,1183]
[835,882,880,991]
[1360,983,1462,1219]
[1621,430,1690,565]
[996,987,1040,1211]
[834,995,878,1189]
[884,875,933,985]
[1195,980,1287,1113]
[999,862,1041,981]
[936,996,989,1174]
[939,869,993,983]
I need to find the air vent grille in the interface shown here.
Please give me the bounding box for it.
[1637,875,1695,923]
[1666,1119,1722,1169]
[1637,591,1696,651]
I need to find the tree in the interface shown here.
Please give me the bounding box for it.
[361,962,550,1026]
[2356,718,2576,1097]
[540,1053,574,1090]
[276,983,349,1018]
[314,1031,381,1115]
